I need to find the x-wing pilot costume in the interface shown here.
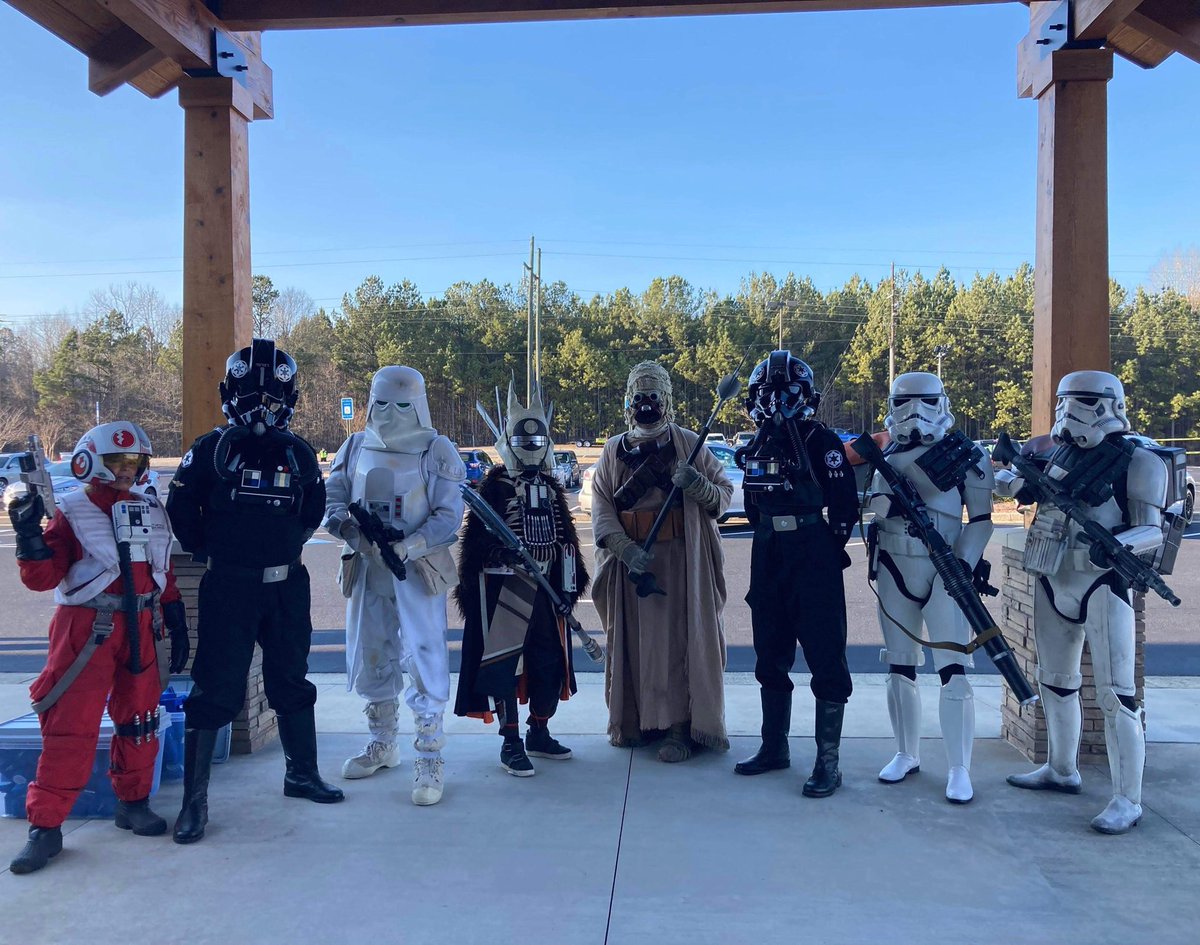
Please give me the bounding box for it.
[454,383,587,777]
[734,351,858,797]
[997,371,1176,834]
[7,422,190,874]
[591,361,732,763]
[168,339,342,846]
[324,366,465,806]
[867,373,995,804]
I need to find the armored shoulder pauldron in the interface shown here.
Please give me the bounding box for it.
[1047,435,1135,506]
[613,437,677,512]
[914,430,985,493]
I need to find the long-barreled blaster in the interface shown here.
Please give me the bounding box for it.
[347,500,408,583]
[18,435,54,517]
[993,431,1180,606]
[854,432,1038,706]
[460,483,604,664]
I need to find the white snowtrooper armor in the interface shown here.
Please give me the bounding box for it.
[997,371,1169,834]
[324,366,466,806]
[869,373,995,804]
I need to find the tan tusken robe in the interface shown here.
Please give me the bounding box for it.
[591,425,731,750]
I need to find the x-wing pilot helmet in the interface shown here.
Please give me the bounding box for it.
[70,421,153,487]
[885,372,954,446]
[746,350,818,425]
[1052,370,1130,449]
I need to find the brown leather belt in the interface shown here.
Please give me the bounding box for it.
[620,507,684,544]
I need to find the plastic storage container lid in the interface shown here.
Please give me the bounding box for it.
[0,711,154,749]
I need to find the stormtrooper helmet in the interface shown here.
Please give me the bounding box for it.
[363,366,436,452]
[884,372,953,445]
[623,361,674,436]
[1052,370,1130,449]
[497,380,554,475]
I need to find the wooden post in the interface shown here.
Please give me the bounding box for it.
[179,76,254,451]
[1030,48,1114,434]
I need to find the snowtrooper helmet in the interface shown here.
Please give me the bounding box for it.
[363,366,436,452]
[71,421,153,487]
[623,361,675,436]
[884,372,954,445]
[497,380,554,475]
[746,350,818,423]
[1052,370,1130,449]
[219,338,298,431]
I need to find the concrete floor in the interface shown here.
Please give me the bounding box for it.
[2,673,1199,945]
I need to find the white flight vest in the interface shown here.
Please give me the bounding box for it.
[54,490,172,606]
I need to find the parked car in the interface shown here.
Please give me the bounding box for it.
[733,431,756,448]
[553,450,581,489]
[577,443,746,522]
[830,428,858,444]
[459,449,495,487]
[0,453,22,490]
[705,433,727,445]
[1127,434,1196,523]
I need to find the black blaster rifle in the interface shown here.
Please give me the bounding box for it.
[854,433,1038,706]
[993,431,1181,607]
[347,501,408,583]
[460,483,604,664]
[18,435,54,517]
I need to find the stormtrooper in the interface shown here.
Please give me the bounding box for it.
[454,382,586,777]
[866,373,995,804]
[734,351,858,797]
[996,371,1175,834]
[324,366,465,806]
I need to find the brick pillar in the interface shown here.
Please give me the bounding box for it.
[1000,529,1146,762]
[170,544,278,754]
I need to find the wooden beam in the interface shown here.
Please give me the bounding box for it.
[1126,0,1200,64]
[217,0,1008,30]
[88,24,168,96]
[1073,0,1146,41]
[1031,47,1114,435]
[179,76,254,448]
[95,0,273,116]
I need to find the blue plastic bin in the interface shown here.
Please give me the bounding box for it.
[159,677,231,782]
[0,710,165,819]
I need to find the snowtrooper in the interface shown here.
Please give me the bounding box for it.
[867,372,995,803]
[324,366,465,806]
[997,371,1175,834]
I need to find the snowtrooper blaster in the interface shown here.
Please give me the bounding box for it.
[993,431,1180,606]
[460,483,604,664]
[17,435,54,517]
[347,500,408,583]
[854,433,1038,706]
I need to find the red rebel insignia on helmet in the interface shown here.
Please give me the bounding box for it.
[112,428,136,449]
[71,453,90,477]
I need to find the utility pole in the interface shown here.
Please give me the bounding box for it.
[934,343,951,379]
[535,247,542,391]
[889,261,897,388]
[778,301,784,350]
[525,236,534,401]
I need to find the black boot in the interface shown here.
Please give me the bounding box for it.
[802,700,845,798]
[500,736,535,777]
[526,721,572,760]
[174,727,217,844]
[735,689,792,775]
[115,797,168,836]
[10,826,63,875]
[278,709,345,803]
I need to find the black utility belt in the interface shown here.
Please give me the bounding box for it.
[207,559,302,583]
[756,512,824,532]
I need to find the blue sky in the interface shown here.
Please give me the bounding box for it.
[1,2,1198,324]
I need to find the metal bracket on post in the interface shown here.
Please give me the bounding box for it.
[182,30,249,86]
[1035,1,1071,58]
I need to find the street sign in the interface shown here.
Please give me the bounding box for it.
[340,397,354,421]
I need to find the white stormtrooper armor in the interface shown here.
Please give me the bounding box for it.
[997,371,1168,834]
[868,373,994,804]
[324,366,466,806]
